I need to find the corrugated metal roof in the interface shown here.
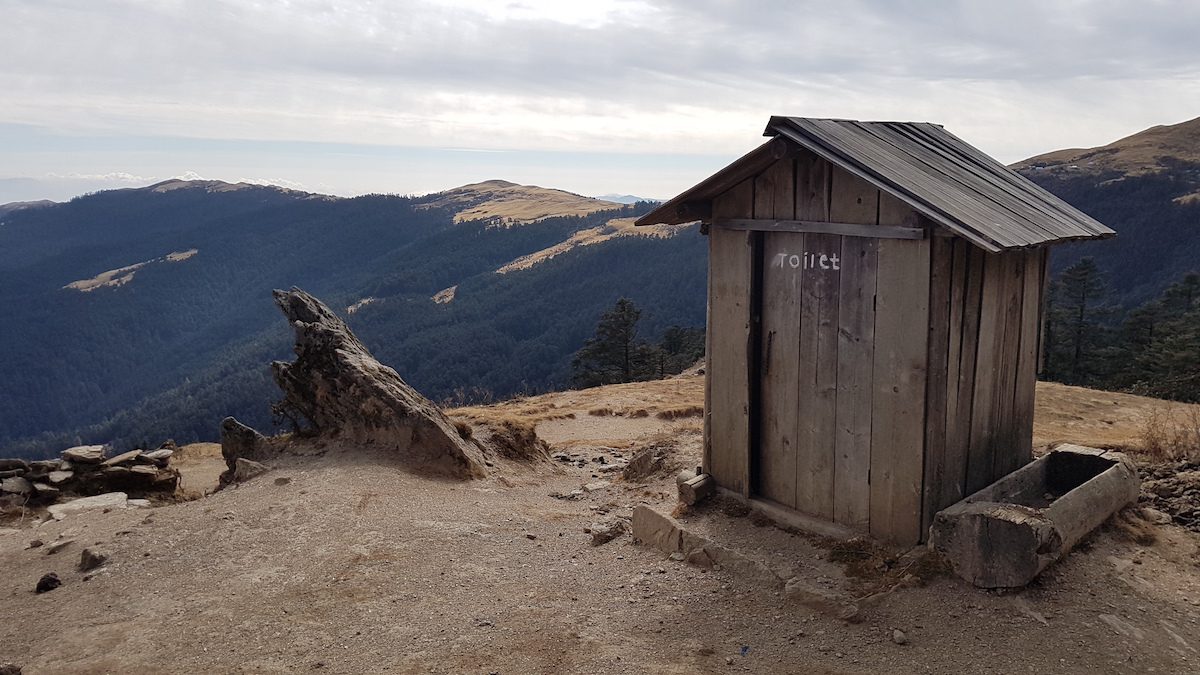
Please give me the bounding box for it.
[636,117,1115,252]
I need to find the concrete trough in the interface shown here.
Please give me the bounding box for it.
[929,444,1140,588]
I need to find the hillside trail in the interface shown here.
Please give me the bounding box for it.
[2,375,1199,674]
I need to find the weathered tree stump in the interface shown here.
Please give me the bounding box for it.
[269,288,487,479]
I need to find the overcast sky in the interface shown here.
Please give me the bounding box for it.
[2,0,1199,203]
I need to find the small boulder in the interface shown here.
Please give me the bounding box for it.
[891,629,909,645]
[220,457,270,488]
[35,572,61,594]
[46,492,129,520]
[0,469,26,479]
[589,519,629,546]
[47,470,74,485]
[46,539,75,555]
[78,547,109,572]
[1,476,33,495]
[62,445,106,464]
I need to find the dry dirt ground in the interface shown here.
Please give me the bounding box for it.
[2,375,1199,674]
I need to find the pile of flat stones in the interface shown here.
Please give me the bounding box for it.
[0,442,179,511]
[1140,459,1200,532]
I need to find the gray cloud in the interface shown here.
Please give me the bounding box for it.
[1,0,1198,196]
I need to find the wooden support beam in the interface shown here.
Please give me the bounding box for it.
[714,218,925,240]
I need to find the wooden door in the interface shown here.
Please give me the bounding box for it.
[757,231,871,523]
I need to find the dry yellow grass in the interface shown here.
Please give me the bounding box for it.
[1014,115,1200,176]
[454,374,1194,458]
[420,179,619,225]
[496,217,690,274]
[64,248,199,292]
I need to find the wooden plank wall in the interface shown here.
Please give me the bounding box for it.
[755,159,798,504]
[923,243,1046,532]
[869,193,930,545]
[707,179,755,495]
[795,154,837,520]
[831,174,879,531]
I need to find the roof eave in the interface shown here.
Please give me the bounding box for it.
[634,137,795,227]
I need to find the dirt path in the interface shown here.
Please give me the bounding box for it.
[2,377,1199,673]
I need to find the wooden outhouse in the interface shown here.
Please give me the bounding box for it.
[636,117,1114,546]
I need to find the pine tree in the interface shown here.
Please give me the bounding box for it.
[572,298,655,387]
[1044,257,1112,384]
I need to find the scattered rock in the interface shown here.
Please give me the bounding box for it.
[45,539,75,555]
[0,476,33,495]
[274,476,292,486]
[46,492,130,520]
[623,447,664,482]
[551,489,586,501]
[525,533,537,540]
[31,483,60,499]
[143,448,174,466]
[685,548,714,569]
[35,572,61,593]
[25,539,44,550]
[589,519,628,546]
[1141,506,1173,525]
[220,457,270,489]
[892,629,909,645]
[583,481,610,493]
[78,547,109,572]
[102,450,142,467]
[28,460,60,475]
[61,445,106,464]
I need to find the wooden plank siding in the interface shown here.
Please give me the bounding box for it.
[1012,248,1046,466]
[795,157,838,518]
[869,193,931,545]
[755,159,799,506]
[830,169,879,529]
[707,178,756,495]
[921,234,954,536]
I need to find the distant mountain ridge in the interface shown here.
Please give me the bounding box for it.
[595,193,658,205]
[1012,116,1200,304]
[1015,116,1200,177]
[0,178,704,458]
